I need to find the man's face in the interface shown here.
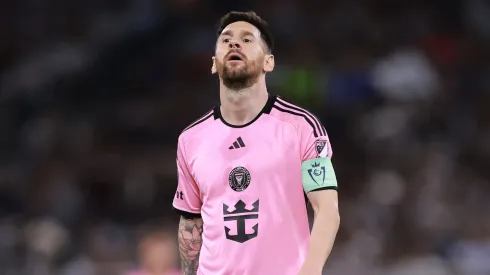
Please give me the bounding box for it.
[213,21,272,90]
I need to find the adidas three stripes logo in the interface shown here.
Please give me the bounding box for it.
[229,137,246,149]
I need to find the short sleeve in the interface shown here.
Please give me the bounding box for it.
[172,136,202,216]
[300,122,338,193]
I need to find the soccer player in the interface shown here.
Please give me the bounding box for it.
[172,11,340,275]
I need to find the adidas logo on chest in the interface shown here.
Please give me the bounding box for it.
[228,137,246,150]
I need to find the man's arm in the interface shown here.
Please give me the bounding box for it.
[178,216,203,275]
[174,135,203,274]
[299,190,340,274]
[298,121,339,274]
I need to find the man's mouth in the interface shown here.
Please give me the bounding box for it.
[227,53,244,62]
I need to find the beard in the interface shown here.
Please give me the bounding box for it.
[216,58,263,91]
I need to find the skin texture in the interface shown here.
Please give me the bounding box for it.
[212,20,275,127]
[298,189,340,275]
[178,216,203,275]
[212,21,274,91]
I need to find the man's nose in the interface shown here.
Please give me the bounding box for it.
[228,40,241,49]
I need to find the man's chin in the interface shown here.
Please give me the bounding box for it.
[222,68,249,79]
[223,73,249,82]
[225,64,246,73]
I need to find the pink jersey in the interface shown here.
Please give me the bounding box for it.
[172,95,335,275]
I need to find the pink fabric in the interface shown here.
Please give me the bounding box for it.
[173,96,333,275]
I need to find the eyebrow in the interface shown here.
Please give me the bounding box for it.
[220,30,257,37]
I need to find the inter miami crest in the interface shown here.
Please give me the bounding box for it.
[228,166,251,192]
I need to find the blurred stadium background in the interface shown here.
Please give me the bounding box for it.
[1,0,490,274]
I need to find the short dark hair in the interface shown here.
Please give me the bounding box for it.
[216,11,274,53]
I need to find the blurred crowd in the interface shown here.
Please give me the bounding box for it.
[0,0,490,274]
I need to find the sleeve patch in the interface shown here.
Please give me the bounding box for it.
[302,157,337,193]
[315,140,329,157]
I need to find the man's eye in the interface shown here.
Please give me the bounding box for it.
[223,38,230,43]
[243,38,252,43]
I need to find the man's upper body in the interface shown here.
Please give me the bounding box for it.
[173,11,340,275]
[173,94,337,275]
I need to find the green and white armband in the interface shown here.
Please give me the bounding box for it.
[301,157,338,193]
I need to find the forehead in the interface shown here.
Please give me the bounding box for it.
[220,21,261,37]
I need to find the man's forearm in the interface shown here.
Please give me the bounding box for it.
[178,216,203,275]
[303,208,340,272]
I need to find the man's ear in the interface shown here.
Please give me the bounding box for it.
[263,54,275,73]
[211,56,217,74]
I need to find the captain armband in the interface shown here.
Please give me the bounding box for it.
[301,157,338,193]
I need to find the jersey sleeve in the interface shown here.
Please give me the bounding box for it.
[172,136,202,217]
[300,121,338,193]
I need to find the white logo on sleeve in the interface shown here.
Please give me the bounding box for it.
[315,140,329,157]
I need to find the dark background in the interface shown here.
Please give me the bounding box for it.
[0,0,490,274]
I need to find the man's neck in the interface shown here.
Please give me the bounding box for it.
[219,79,269,126]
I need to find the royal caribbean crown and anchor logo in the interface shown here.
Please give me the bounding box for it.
[223,200,259,243]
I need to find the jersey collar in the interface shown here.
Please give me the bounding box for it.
[213,94,276,128]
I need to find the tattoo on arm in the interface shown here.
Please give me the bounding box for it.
[178,216,203,275]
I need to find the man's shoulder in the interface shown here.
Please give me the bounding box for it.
[270,96,326,138]
[179,107,216,142]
